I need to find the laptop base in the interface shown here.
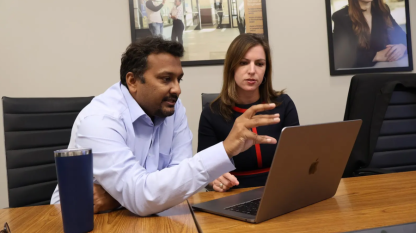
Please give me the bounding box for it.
[192,187,264,223]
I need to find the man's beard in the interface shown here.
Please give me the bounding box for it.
[154,107,175,118]
[154,94,178,118]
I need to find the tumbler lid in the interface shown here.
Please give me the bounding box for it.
[54,148,92,157]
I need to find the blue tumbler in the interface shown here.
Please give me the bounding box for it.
[55,148,94,233]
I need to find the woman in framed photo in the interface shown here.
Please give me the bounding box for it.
[332,0,408,69]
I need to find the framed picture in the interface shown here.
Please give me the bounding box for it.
[325,0,413,75]
[129,0,269,66]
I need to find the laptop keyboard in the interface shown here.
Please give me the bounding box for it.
[224,198,261,216]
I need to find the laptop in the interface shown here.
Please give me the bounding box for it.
[192,120,362,223]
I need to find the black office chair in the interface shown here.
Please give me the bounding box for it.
[201,93,219,109]
[343,74,416,177]
[2,96,93,207]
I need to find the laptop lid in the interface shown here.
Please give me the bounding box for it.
[255,120,362,223]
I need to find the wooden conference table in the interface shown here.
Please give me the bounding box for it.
[0,200,198,233]
[189,171,416,233]
[0,171,415,232]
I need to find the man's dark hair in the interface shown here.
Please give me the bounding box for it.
[120,36,184,86]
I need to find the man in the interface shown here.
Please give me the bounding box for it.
[215,0,223,29]
[146,0,165,36]
[50,36,280,216]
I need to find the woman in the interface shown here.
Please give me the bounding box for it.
[170,0,184,45]
[332,0,407,69]
[197,34,299,192]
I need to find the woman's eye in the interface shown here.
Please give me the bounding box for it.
[240,61,248,65]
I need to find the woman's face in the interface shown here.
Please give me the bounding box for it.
[234,45,267,94]
[175,0,181,6]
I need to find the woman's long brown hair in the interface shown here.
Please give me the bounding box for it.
[211,33,283,121]
[348,0,392,49]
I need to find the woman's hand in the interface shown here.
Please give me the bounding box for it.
[373,47,392,62]
[386,44,407,62]
[208,173,239,192]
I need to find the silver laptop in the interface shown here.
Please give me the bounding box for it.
[192,120,362,223]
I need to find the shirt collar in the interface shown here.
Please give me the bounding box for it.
[119,83,165,126]
[120,83,146,122]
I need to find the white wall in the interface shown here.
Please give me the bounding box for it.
[0,0,415,208]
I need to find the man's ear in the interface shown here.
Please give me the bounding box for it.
[126,72,137,93]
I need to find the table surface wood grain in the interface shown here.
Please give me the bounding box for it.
[0,200,198,233]
[188,171,416,233]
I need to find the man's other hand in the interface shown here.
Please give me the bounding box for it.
[93,183,121,214]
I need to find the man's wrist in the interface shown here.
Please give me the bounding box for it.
[223,140,233,159]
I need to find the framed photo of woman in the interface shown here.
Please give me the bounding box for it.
[129,0,269,66]
[325,0,413,75]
